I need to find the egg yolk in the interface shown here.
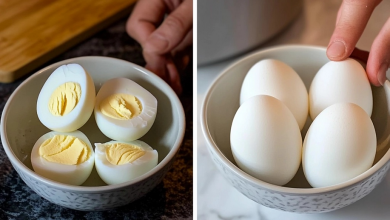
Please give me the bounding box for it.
[48,82,81,116]
[100,93,142,120]
[39,135,91,165]
[105,143,145,165]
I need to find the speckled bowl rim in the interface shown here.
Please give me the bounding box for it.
[1,56,186,193]
[201,44,390,195]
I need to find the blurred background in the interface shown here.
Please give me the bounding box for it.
[198,0,302,65]
[198,0,390,219]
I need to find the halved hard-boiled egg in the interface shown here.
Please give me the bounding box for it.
[31,130,95,185]
[94,140,158,185]
[37,64,95,132]
[94,78,157,141]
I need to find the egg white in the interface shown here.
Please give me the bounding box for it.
[94,140,158,185]
[36,64,95,132]
[31,130,95,186]
[240,59,309,130]
[309,58,373,120]
[94,78,157,142]
[303,103,376,188]
[231,95,302,186]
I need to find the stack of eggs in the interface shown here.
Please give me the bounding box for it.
[231,59,376,188]
[31,64,158,186]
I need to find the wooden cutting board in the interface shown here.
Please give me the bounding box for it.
[0,0,137,83]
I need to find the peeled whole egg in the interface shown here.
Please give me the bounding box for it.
[240,59,308,130]
[230,95,302,186]
[303,103,376,188]
[36,64,95,132]
[309,58,373,120]
[31,130,95,185]
[94,78,157,142]
[94,140,158,185]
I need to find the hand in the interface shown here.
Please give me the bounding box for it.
[326,0,388,86]
[126,0,193,94]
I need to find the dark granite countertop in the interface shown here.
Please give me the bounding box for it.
[0,18,193,219]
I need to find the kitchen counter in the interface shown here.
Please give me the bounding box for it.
[198,0,390,219]
[0,18,193,219]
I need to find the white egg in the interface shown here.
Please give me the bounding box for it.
[94,140,158,185]
[36,64,95,132]
[303,103,376,188]
[94,78,157,142]
[309,58,373,120]
[231,95,302,186]
[31,130,95,185]
[240,59,308,129]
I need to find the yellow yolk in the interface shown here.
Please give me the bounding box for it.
[48,82,81,116]
[105,143,145,165]
[100,93,142,120]
[39,135,91,165]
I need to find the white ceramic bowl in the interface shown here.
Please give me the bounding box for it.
[1,56,185,211]
[201,45,390,213]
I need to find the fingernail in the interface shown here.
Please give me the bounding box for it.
[327,41,346,59]
[145,34,169,53]
[378,63,388,86]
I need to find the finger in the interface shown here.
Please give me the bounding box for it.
[327,0,381,60]
[143,0,193,55]
[173,54,190,72]
[126,0,167,45]
[164,0,183,13]
[366,17,390,86]
[172,28,193,56]
[336,2,343,25]
[144,53,182,94]
[171,29,193,71]
[143,52,169,82]
[166,55,182,95]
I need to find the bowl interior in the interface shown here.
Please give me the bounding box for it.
[2,57,183,187]
[203,45,390,190]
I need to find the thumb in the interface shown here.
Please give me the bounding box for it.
[143,0,193,55]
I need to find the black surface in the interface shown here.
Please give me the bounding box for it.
[0,18,193,219]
